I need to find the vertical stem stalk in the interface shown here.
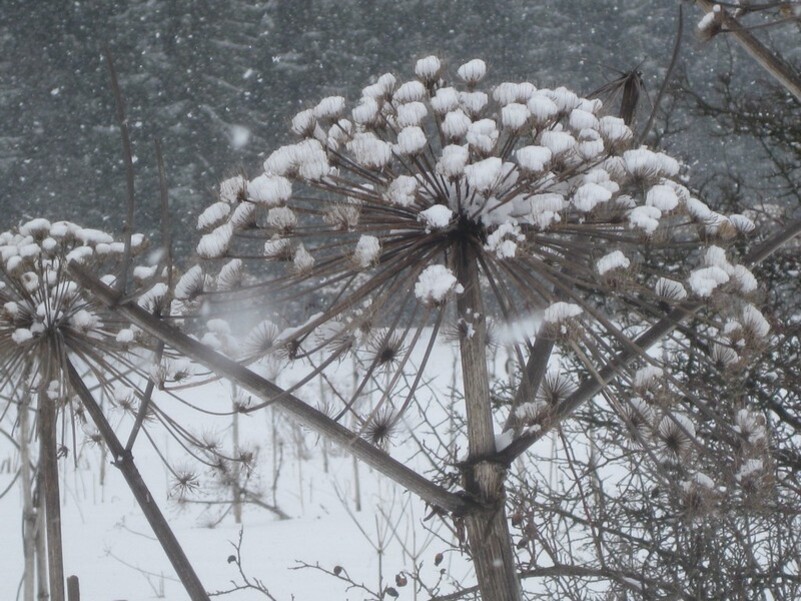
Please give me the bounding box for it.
[34,473,49,601]
[38,371,65,601]
[454,242,521,601]
[231,385,242,524]
[19,385,36,601]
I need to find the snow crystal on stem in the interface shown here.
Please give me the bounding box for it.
[646,184,679,212]
[527,93,559,124]
[313,96,346,120]
[633,365,663,388]
[293,243,315,274]
[394,80,426,104]
[573,182,612,212]
[568,108,598,131]
[441,110,471,140]
[546,86,580,112]
[654,277,687,301]
[431,87,460,114]
[197,202,230,231]
[219,175,247,203]
[396,102,428,127]
[437,145,469,178]
[197,223,233,259]
[729,214,755,234]
[347,133,393,168]
[460,91,489,116]
[598,116,633,146]
[485,222,524,259]
[352,97,380,126]
[414,265,463,305]
[291,109,315,136]
[501,103,530,130]
[624,148,679,180]
[12,328,33,344]
[741,304,770,339]
[540,130,575,156]
[466,119,498,154]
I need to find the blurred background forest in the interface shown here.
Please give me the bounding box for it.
[2,0,798,255]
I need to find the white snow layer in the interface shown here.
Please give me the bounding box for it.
[414,265,463,304]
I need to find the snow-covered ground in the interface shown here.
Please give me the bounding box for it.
[0,344,477,601]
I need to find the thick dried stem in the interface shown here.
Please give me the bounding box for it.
[455,243,521,601]
[19,379,36,601]
[38,366,65,601]
[65,358,211,601]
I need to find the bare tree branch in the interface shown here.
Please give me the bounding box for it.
[695,0,801,101]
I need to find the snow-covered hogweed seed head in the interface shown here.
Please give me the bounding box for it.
[0,220,150,353]
[0,219,166,423]
[191,57,761,446]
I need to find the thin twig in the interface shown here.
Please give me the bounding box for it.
[104,46,136,294]
[638,4,683,144]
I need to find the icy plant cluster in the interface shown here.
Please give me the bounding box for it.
[190,56,764,445]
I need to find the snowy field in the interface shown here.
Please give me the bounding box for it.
[0,340,481,601]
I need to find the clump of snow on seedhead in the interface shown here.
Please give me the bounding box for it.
[544,302,583,324]
[654,277,687,302]
[485,222,524,259]
[633,365,663,391]
[414,265,463,305]
[596,250,630,275]
[415,55,442,82]
[353,235,381,269]
[514,399,548,425]
[418,205,453,231]
[247,174,292,207]
[628,206,662,236]
[515,145,551,172]
[386,175,418,206]
[457,59,486,84]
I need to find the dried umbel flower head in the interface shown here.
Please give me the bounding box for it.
[655,413,697,464]
[680,471,719,520]
[360,406,400,450]
[0,220,152,374]
[191,57,759,440]
[0,220,175,451]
